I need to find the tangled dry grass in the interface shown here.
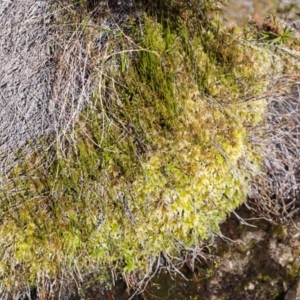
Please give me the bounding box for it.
[0,0,146,176]
[0,0,97,175]
[248,76,300,223]
[0,0,53,173]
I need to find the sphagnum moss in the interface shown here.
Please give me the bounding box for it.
[0,1,294,298]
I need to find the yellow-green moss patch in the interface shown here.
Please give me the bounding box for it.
[0,1,293,296]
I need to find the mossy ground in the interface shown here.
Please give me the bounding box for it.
[0,0,299,298]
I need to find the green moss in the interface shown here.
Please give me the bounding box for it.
[287,261,300,281]
[269,225,286,237]
[0,0,295,296]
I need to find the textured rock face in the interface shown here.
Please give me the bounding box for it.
[0,0,54,172]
